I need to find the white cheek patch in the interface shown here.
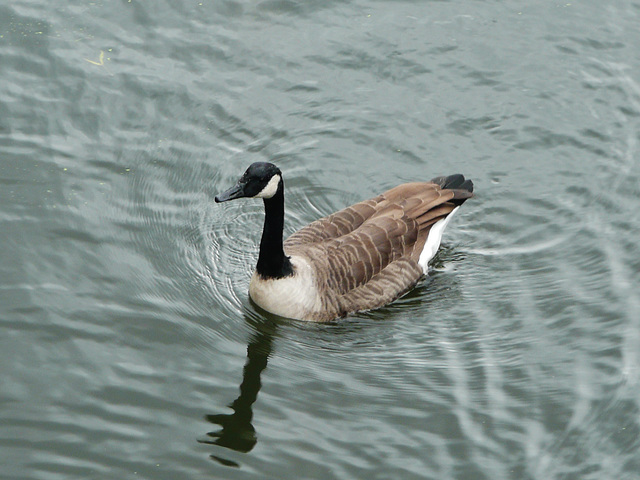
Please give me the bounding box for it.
[253,174,281,199]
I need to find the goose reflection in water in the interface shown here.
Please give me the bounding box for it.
[199,319,275,467]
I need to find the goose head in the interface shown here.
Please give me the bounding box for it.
[215,162,282,203]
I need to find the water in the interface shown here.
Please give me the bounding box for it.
[2,1,640,479]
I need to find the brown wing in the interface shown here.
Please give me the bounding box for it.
[285,182,471,302]
[336,258,425,315]
[320,204,418,295]
[284,196,383,248]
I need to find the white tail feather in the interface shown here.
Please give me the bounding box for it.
[418,206,460,274]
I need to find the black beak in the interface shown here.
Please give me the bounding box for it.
[215,182,245,203]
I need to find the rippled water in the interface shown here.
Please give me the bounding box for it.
[2,1,640,479]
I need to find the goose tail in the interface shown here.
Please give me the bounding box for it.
[417,174,473,273]
[429,174,474,205]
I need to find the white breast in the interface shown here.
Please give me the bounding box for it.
[248,255,322,320]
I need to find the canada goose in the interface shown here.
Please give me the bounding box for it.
[216,162,473,322]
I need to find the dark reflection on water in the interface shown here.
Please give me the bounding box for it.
[201,318,275,466]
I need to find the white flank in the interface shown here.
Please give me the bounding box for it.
[418,206,460,274]
[253,174,281,199]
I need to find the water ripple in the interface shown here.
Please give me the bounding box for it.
[3,1,640,479]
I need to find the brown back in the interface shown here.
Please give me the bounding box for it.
[284,181,472,316]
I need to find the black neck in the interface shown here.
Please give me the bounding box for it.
[256,181,293,279]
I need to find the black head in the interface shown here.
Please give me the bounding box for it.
[215,162,283,203]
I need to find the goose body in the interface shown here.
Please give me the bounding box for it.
[216,163,473,322]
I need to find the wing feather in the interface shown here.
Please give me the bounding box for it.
[285,199,380,247]
[336,259,424,315]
